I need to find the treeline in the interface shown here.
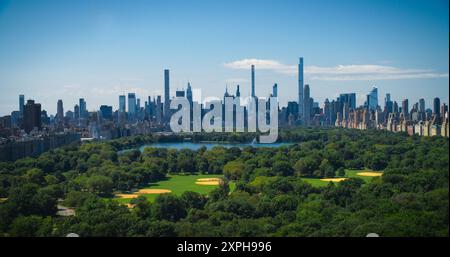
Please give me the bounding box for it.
[0,128,448,236]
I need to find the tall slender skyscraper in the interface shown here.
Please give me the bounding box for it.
[303,84,310,126]
[57,99,64,121]
[119,95,126,113]
[433,97,441,116]
[186,83,192,101]
[74,104,80,121]
[402,99,409,119]
[164,69,170,119]
[298,57,304,120]
[272,83,278,97]
[79,98,87,119]
[19,94,24,116]
[251,65,255,97]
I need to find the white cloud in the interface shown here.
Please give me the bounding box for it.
[224,58,449,81]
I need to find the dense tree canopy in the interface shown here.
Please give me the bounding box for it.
[0,128,448,236]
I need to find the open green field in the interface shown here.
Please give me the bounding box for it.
[301,169,383,187]
[114,174,235,204]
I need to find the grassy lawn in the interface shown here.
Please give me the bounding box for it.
[301,169,383,187]
[114,174,235,204]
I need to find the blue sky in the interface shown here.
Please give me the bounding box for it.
[0,0,448,115]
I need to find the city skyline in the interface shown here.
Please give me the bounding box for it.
[0,0,449,115]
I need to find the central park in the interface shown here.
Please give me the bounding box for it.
[0,128,448,237]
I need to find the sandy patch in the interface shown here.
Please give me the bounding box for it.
[115,194,139,199]
[136,189,172,194]
[195,177,223,186]
[357,172,383,177]
[320,178,348,182]
[196,178,222,182]
[124,203,136,209]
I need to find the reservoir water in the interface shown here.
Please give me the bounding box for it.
[119,142,293,153]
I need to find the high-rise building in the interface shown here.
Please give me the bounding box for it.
[164,69,170,119]
[419,98,425,112]
[324,98,331,125]
[402,99,409,119]
[156,95,163,124]
[128,93,136,116]
[433,97,441,116]
[298,57,304,119]
[304,84,310,126]
[441,103,448,119]
[339,93,356,110]
[251,65,255,97]
[272,83,278,97]
[100,105,113,120]
[74,104,80,121]
[367,87,378,110]
[393,101,399,114]
[57,99,64,121]
[79,98,87,119]
[119,95,126,113]
[19,94,24,116]
[385,93,393,113]
[236,85,241,97]
[186,82,193,103]
[23,100,41,133]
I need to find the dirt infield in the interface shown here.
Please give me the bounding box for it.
[195,177,223,186]
[124,203,136,209]
[357,172,383,177]
[320,178,348,182]
[136,189,172,194]
[115,194,139,199]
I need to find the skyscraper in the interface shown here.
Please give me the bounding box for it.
[79,98,87,119]
[272,83,278,97]
[74,104,80,121]
[303,84,310,126]
[186,82,193,103]
[419,98,425,112]
[393,101,399,114]
[339,93,356,110]
[298,57,304,120]
[164,69,170,119]
[367,87,378,110]
[236,85,240,97]
[402,99,409,119]
[128,93,136,116]
[100,105,113,120]
[433,97,440,116]
[324,98,331,125]
[23,100,41,133]
[19,94,24,116]
[119,95,126,113]
[57,99,64,121]
[251,65,255,97]
[385,93,393,113]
